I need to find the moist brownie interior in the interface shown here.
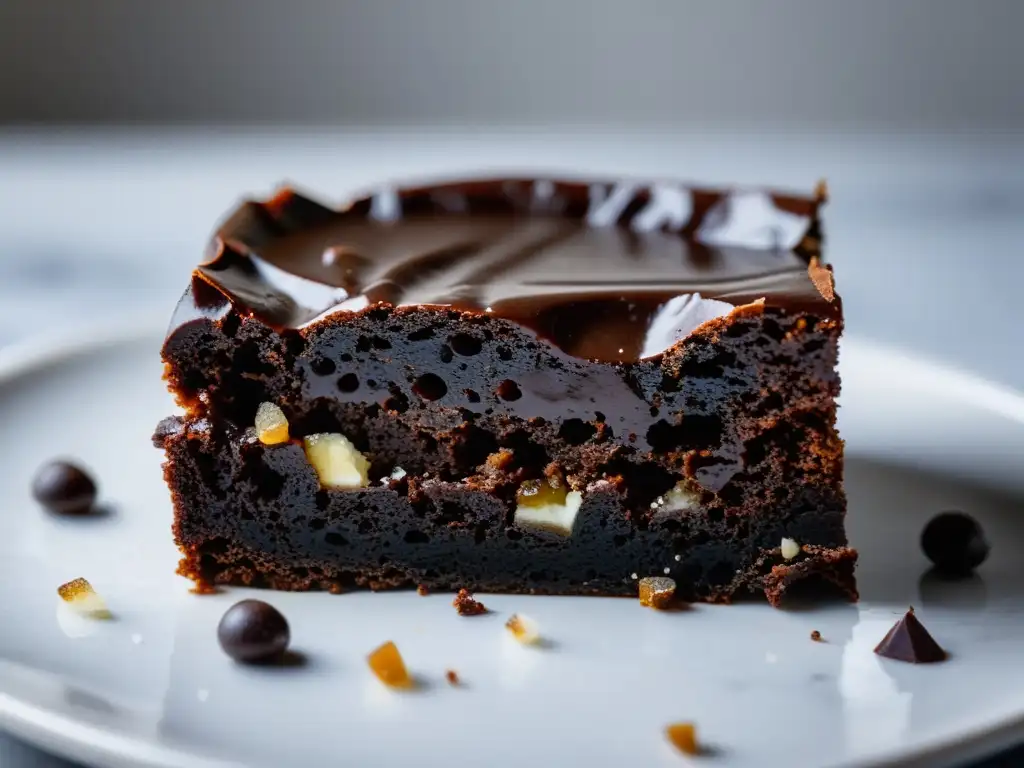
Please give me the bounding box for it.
[155,177,856,604]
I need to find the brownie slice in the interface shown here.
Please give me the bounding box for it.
[155,177,856,604]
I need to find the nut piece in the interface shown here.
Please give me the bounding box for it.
[254,402,289,445]
[514,477,583,536]
[57,578,111,618]
[811,630,822,642]
[505,613,540,645]
[780,537,801,560]
[367,640,414,688]
[638,576,677,609]
[303,433,370,489]
[665,722,699,756]
[453,588,487,616]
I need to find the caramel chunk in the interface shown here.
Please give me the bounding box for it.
[367,641,414,688]
[665,722,699,756]
[516,476,568,508]
[639,576,677,609]
[514,477,583,536]
[254,402,289,445]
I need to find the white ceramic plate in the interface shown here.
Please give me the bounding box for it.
[1,320,1023,768]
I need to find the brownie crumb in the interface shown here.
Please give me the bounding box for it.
[452,588,487,616]
[485,449,514,471]
[810,630,822,642]
[417,584,430,597]
[445,669,460,686]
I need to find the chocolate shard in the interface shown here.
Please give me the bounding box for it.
[807,258,836,303]
[874,608,946,663]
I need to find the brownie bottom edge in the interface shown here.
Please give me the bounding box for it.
[177,536,857,607]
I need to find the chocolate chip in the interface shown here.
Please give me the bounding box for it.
[921,511,989,576]
[217,600,290,663]
[32,461,97,515]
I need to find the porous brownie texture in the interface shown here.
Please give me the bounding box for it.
[158,299,855,604]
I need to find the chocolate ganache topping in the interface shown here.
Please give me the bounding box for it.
[171,177,836,363]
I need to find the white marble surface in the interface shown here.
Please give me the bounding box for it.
[0,128,1021,767]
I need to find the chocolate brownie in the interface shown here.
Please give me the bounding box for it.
[154,177,856,604]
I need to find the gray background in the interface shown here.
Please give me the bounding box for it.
[0,0,1022,131]
[0,1,1022,766]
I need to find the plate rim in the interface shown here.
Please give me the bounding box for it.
[1,313,1023,768]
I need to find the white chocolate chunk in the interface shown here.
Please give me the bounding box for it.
[781,537,801,560]
[57,578,112,619]
[380,466,407,485]
[505,613,541,645]
[514,490,583,536]
[303,433,370,489]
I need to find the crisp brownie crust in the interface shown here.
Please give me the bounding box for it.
[155,176,856,604]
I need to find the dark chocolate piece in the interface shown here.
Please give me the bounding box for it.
[217,599,291,663]
[874,608,946,663]
[155,175,853,605]
[32,461,97,516]
[921,511,989,576]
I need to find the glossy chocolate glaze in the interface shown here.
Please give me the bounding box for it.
[170,177,835,363]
